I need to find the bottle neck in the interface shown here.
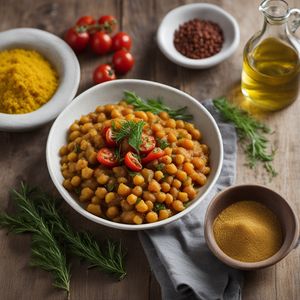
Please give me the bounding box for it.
[262,17,287,39]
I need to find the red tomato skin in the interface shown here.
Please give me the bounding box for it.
[112,32,132,51]
[139,134,156,154]
[64,28,90,52]
[141,148,164,165]
[98,15,117,32]
[112,50,134,75]
[105,127,117,147]
[93,64,116,84]
[124,152,142,171]
[91,31,112,55]
[76,16,96,26]
[97,148,118,167]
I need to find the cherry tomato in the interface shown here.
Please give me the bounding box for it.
[93,64,116,84]
[141,147,164,165]
[98,15,118,33]
[97,147,118,167]
[139,133,156,154]
[105,127,117,147]
[112,32,132,51]
[91,31,112,55]
[64,27,90,52]
[124,152,142,171]
[112,50,134,75]
[76,16,96,26]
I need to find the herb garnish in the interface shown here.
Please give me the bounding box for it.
[123,91,193,121]
[128,170,138,177]
[213,98,277,178]
[113,120,145,153]
[154,203,166,212]
[106,182,116,192]
[74,144,81,153]
[156,138,169,149]
[155,163,165,171]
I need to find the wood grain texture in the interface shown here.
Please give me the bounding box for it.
[0,0,299,299]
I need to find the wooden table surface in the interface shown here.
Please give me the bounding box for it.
[0,0,299,299]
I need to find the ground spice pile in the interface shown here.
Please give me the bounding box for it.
[174,19,224,59]
[213,201,282,262]
[0,49,58,114]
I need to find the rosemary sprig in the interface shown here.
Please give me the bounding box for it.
[213,97,277,178]
[123,90,193,121]
[0,183,70,292]
[36,194,126,280]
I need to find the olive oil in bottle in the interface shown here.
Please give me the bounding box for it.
[242,37,300,111]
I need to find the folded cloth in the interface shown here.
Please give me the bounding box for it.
[139,100,243,300]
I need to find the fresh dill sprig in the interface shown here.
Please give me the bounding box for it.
[153,203,166,212]
[156,138,169,149]
[213,98,277,178]
[0,183,70,293]
[113,120,145,153]
[123,90,193,121]
[36,194,126,280]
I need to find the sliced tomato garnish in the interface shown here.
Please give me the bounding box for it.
[141,147,165,165]
[105,127,117,147]
[139,133,156,154]
[124,151,142,171]
[97,147,118,167]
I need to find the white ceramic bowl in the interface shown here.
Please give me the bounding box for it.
[46,79,223,230]
[0,28,80,131]
[157,3,240,69]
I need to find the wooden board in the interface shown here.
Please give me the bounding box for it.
[0,0,299,299]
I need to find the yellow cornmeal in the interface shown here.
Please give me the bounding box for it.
[0,48,58,114]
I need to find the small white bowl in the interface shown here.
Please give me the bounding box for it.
[157,3,240,69]
[0,28,80,131]
[46,79,223,230]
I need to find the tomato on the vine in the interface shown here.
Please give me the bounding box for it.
[93,64,116,84]
[112,32,132,51]
[64,27,90,52]
[98,15,117,33]
[124,152,142,171]
[112,49,134,75]
[91,31,112,55]
[139,134,156,154]
[141,147,164,165]
[76,16,96,26]
[97,148,119,167]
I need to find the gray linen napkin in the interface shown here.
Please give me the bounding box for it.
[139,100,243,300]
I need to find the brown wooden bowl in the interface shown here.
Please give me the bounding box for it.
[204,184,299,270]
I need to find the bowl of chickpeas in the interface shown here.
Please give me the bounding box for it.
[46,79,223,230]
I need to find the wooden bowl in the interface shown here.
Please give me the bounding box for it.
[204,184,299,270]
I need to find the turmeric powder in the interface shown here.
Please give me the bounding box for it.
[213,201,282,262]
[0,49,58,114]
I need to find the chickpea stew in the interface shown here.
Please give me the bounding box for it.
[59,92,210,225]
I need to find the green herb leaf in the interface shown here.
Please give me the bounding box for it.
[213,98,277,178]
[136,197,142,205]
[153,203,166,212]
[123,91,193,121]
[156,138,169,149]
[74,144,81,153]
[128,170,138,177]
[155,163,165,171]
[106,182,116,192]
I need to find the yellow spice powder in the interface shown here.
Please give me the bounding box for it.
[0,48,58,114]
[213,201,282,262]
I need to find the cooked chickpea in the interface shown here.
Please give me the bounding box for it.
[161,182,171,192]
[141,169,154,182]
[156,192,166,203]
[120,199,133,211]
[165,163,177,175]
[176,170,187,182]
[159,111,169,120]
[170,187,179,199]
[154,171,164,181]
[59,145,68,156]
[86,204,101,216]
[134,111,148,121]
[67,152,77,162]
[76,159,88,171]
[174,154,185,165]
[71,176,81,187]
[91,196,100,204]
[176,120,185,128]
[164,147,172,156]
[172,179,182,189]
[69,123,80,132]
[117,177,128,184]
[165,176,174,185]
[159,209,169,220]
[148,179,161,193]
[191,157,205,170]
[69,130,81,142]
[81,167,94,179]
[105,192,117,204]
[194,173,207,186]
[117,183,131,196]
[132,186,143,197]
[133,174,145,186]
[135,200,148,213]
[183,162,194,175]
[202,166,211,175]
[160,155,172,164]
[167,132,177,143]
[146,211,158,223]
[106,206,119,219]
[143,191,156,202]
[178,192,189,202]
[79,187,94,202]
[155,130,165,139]
[151,123,163,132]
[165,193,174,205]
[166,119,176,128]
[127,194,138,205]
[172,200,185,212]
[133,214,143,225]
[121,211,135,223]
[63,179,72,190]
[179,139,194,150]
[81,123,93,133]
[145,200,154,210]
[183,186,196,199]
[95,187,107,199]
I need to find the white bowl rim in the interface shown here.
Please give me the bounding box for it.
[0,28,80,131]
[46,79,224,230]
[157,3,240,69]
